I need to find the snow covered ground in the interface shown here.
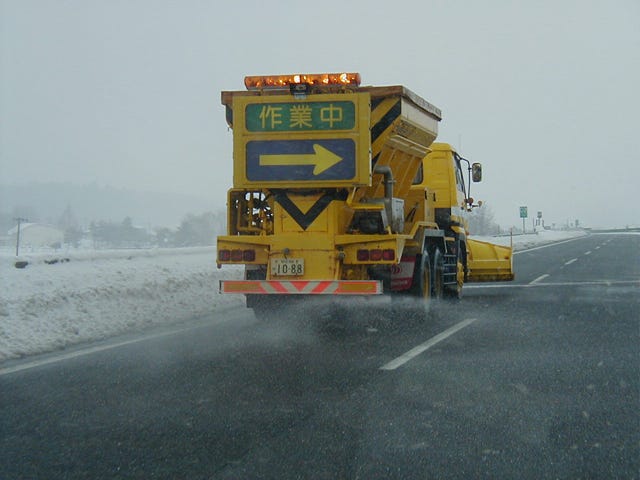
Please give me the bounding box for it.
[0,230,587,363]
[0,247,243,362]
[471,229,587,250]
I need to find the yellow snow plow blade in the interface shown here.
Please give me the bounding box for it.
[466,238,515,282]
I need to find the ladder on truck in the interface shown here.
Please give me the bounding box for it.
[442,252,459,289]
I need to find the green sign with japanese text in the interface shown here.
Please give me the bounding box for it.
[245,101,355,132]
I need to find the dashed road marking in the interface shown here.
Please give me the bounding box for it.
[513,237,585,255]
[380,318,477,370]
[530,274,550,285]
[565,258,578,265]
[585,251,592,255]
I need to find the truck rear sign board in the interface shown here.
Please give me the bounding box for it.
[232,93,370,188]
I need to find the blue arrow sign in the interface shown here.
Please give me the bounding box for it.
[246,139,356,182]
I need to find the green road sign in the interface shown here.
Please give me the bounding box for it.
[520,206,528,218]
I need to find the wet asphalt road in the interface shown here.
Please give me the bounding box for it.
[1,233,638,479]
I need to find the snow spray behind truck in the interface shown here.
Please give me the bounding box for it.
[216,73,514,318]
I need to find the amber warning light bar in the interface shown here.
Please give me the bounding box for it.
[244,72,361,90]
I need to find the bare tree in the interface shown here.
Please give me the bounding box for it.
[468,203,501,235]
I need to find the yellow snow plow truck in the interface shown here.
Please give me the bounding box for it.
[216,72,514,318]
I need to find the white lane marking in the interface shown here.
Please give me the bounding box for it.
[585,251,592,255]
[595,246,601,250]
[513,237,585,255]
[565,258,578,265]
[0,307,246,377]
[465,280,639,289]
[0,327,191,377]
[529,274,550,285]
[380,318,477,371]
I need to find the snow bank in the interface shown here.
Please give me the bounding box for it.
[0,247,243,362]
[472,229,588,251]
[0,230,587,362]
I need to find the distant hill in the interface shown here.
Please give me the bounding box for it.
[0,182,224,229]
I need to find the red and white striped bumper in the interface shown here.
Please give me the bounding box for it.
[219,280,383,295]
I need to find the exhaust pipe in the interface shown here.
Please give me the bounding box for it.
[374,165,394,200]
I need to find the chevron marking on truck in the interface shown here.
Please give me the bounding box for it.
[220,280,383,295]
[370,97,402,159]
[272,191,336,231]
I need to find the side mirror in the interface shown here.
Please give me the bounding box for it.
[472,163,482,182]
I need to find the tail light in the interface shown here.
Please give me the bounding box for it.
[219,249,257,262]
[356,248,396,262]
[357,250,370,261]
[370,249,383,261]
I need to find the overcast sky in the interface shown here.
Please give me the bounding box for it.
[1,0,638,229]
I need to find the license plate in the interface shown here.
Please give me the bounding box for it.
[271,258,304,276]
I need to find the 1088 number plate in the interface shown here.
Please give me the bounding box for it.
[271,258,304,276]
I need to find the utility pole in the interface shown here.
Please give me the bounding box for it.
[13,217,28,256]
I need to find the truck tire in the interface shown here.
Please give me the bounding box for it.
[401,251,432,320]
[409,251,432,300]
[431,247,445,299]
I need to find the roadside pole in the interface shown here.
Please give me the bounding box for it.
[13,217,28,256]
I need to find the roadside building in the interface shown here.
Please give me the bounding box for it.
[7,223,64,249]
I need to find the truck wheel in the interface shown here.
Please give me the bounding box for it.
[409,251,431,300]
[431,247,445,299]
[403,251,432,320]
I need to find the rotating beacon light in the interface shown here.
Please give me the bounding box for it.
[244,72,361,90]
